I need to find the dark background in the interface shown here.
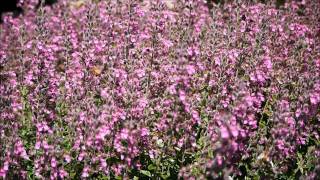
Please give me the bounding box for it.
[0,0,288,23]
[0,0,57,22]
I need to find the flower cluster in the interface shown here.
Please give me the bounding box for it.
[0,0,319,179]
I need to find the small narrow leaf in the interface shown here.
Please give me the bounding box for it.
[140,170,152,177]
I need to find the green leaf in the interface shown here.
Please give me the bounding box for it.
[133,176,139,180]
[168,158,175,163]
[140,170,152,177]
[161,171,170,179]
[156,139,164,148]
[297,152,305,174]
[147,164,156,171]
[70,172,76,179]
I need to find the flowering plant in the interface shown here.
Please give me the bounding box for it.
[0,0,319,179]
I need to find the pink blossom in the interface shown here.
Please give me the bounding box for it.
[310,93,319,104]
[220,126,229,139]
[51,158,57,168]
[64,155,71,163]
[81,167,90,178]
[186,65,196,75]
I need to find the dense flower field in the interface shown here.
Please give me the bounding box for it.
[0,0,319,179]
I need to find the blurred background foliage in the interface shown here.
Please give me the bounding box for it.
[0,0,290,23]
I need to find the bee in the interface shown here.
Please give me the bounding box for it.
[70,0,85,10]
[55,59,66,73]
[257,148,271,162]
[90,65,104,76]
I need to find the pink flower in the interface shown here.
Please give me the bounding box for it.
[141,128,149,137]
[229,125,239,137]
[161,38,173,48]
[81,167,90,178]
[295,108,302,118]
[100,159,107,168]
[59,169,68,178]
[0,169,6,178]
[179,90,186,102]
[310,93,319,104]
[216,154,223,166]
[263,57,272,69]
[138,97,148,108]
[245,95,254,106]
[220,126,229,139]
[64,155,71,163]
[187,47,193,56]
[100,89,109,99]
[78,152,85,161]
[177,138,184,148]
[192,110,200,124]
[315,59,320,68]
[135,69,145,78]
[51,158,57,168]
[186,65,196,75]
[96,125,111,140]
[214,57,221,66]
[35,141,41,150]
[3,161,9,171]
